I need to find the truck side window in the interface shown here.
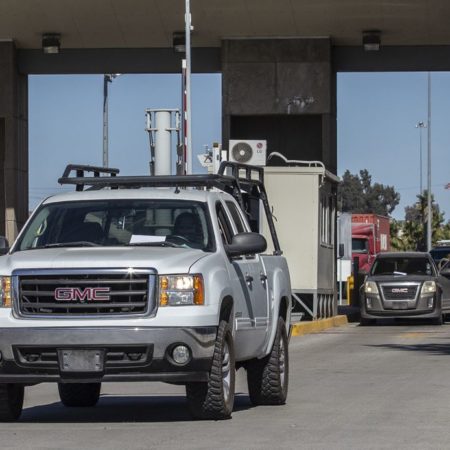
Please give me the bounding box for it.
[225,201,246,234]
[216,203,233,245]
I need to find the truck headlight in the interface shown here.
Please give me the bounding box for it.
[364,281,379,295]
[159,275,204,306]
[0,276,12,307]
[421,280,436,297]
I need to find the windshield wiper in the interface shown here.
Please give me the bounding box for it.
[127,241,183,248]
[27,241,100,250]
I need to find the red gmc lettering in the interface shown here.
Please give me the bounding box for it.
[54,287,111,302]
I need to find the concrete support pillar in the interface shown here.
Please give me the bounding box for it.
[222,38,336,174]
[0,41,28,243]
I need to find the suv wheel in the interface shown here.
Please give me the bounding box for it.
[0,384,24,422]
[432,314,444,326]
[247,317,289,406]
[186,320,235,420]
[58,383,101,407]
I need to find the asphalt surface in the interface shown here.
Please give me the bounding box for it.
[4,320,450,449]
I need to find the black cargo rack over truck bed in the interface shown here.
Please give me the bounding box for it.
[58,162,281,254]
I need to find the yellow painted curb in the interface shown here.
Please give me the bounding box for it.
[290,315,348,337]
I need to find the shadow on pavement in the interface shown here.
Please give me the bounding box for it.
[20,393,253,423]
[359,318,448,327]
[367,343,450,356]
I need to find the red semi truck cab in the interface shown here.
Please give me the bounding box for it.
[352,214,390,274]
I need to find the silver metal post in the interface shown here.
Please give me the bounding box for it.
[185,0,193,174]
[415,122,424,195]
[427,72,432,251]
[102,74,121,168]
[102,75,109,167]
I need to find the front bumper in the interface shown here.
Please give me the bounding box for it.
[361,294,440,319]
[0,326,217,384]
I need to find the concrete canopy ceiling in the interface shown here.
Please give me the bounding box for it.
[0,0,449,49]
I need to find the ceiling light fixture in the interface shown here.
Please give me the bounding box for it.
[172,31,186,53]
[362,30,381,52]
[42,33,61,54]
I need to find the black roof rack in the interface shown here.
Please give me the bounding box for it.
[58,162,281,254]
[61,164,119,180]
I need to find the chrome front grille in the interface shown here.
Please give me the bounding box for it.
[14,269,156,317]
[380,283,419,301]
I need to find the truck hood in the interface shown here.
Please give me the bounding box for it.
[0,247,209,274]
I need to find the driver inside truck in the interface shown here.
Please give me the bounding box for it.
[172,212,203,246]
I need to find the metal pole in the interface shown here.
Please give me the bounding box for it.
[427,72,432,251]
[185,0,193,174]
[419,125,423,195]
[415,121,427,195]
[102,75,108,167]
[181,59,187,173]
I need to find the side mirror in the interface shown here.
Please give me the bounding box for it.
[0,236,9,255]
[440,267,450,277]
[225,232,267,257]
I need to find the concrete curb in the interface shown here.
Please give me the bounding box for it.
[291,315,348,337]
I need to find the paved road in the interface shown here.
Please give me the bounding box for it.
[4,320,450,449]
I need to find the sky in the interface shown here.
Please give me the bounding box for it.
[29,72,450,220]
[337,72,450,221]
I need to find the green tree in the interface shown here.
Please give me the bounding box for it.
[391,191,450,251]
[338,169,400,216]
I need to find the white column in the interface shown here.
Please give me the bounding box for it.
[154,111,172,176]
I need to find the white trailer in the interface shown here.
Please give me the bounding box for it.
[337,212,352,303]
[261,166,339,320]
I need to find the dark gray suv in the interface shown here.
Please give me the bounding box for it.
[360,252,450,325]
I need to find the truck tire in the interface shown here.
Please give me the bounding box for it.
[247,317,289,406]
[58,383,101,407]
[0,384,24,421]
[185,320,235,420]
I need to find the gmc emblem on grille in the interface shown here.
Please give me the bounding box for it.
[54,287,111,302]
[392,288,409,294]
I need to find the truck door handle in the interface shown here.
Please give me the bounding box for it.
[245,274,254,283]
[260,273,267,282]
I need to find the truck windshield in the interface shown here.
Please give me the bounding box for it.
[15,199,214,252]
[352,238,368,253]
[371,257,433,276]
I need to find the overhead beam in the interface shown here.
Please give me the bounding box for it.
[333,46,450,72]
[17,48,221,74]
[17,45,450,75]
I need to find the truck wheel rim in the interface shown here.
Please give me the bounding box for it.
[222,341,231,402]
[279,336,286,387]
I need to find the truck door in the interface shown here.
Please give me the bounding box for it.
[223,200,269,354]
[216,202,257,359]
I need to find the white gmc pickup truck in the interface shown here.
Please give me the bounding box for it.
[0,163,291,421]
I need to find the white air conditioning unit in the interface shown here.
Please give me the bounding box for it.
[228,140,267,166]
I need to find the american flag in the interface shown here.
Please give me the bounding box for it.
[446,183,450,190]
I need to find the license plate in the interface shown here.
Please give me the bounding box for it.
[58,349,104,372]
[392,302,408,310]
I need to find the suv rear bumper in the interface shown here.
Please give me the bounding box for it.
[0,326,217,383]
